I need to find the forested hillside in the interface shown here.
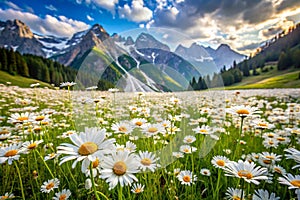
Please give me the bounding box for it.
[0,47,77,86]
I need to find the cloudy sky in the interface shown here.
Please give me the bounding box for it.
[0,0,300,55]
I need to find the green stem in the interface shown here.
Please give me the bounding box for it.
[90,163,101,200]
[240,179,245,200]
[14,162,25,200]
[118,185,123,200]
[35,150,55,179]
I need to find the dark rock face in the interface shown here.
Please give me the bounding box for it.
[0,19,45,56]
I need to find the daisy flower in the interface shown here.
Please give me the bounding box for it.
[284,148,300,169]
[258,152,282,168]
[137,151,160,172]
[252,189,280,200]
[40,178,60,193]
[180,145,197,154]
[278,173,300,191]
[45,153,58,161]
[211,155,231,169]
[172,152,184,158]
[226,105,261,118]
[0,143,26,165]
[0,127,11,141]
[262,138,279,149]
[100,151,140,189]
[111,121,134,135]
[57,127,115,171]
[82,156,103,177]
[224,160,268,185]
[200,168,211,176]
[60,82,76,87]
[8,112,33,124]
[170,97,181,105]
[177,170,197,186]
[61,130,77,138]
[193,125,211,135]
[0,192,15,199]
[131,118,147,128]
[183,135,196,144]
[131,183,145,194]
[22,139,43,151]
[225,187,245,200]
[141,123,165,137]
[108,88,119,93]
[272,165,286,175]
[53,189,71,200]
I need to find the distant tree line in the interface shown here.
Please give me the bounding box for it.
[0,47,78,86]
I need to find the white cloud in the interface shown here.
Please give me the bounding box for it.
[87,14,94,21]
[5,1,22,10]
[91,0,118,14]
[118,0,153,22]
[45,5,57,11]
[175,0,185,3]
[152,0,300,54]
[0,8,89,37]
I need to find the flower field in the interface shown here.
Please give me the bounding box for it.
[0,84,300,200]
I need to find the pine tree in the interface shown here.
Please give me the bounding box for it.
[8,49,17,75]
[43,67,50,83]
[242,60,250,76]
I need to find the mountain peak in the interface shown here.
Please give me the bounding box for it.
[3,19,34,39]
[217,44,231,50]
[135,32,170,51]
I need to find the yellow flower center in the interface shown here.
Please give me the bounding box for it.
[34,127,42,132]
[186,138,193,143]
[59,194,67,200]
[4,149,18,157]
[113,161,127,176]
[237,170,253,179]
[236,109,250,115]
[183,148,190,153]
[118,126,128,133]
[265,155,274,160]
[141,158,152,166]
[46,182,55,190]
[35,116,45,121]
[268,141,274,145]
[274,167,282,174]
[290,180,300,187]
[28,143,37,149]
[183,175,191,182]
[216,160,225,167]
[134,188,142,193]
[263,159,272,164]
[277,137,285,141]
[148,127,158,133]
[233,196,241,200]
[17,116,28,121]
[92,158,100,168]
[258,123,267,127]
[1,195,9,199]
[135,121,143,126]
[0,130,9,135]
[78,142,98,156]
[199,129,208,133]
[41,121,49,125]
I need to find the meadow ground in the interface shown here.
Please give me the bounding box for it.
[0,85,299,200]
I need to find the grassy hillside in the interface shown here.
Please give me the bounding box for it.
[0,70,54,88]
[225,66,300,89]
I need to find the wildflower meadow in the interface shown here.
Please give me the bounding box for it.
[0,84,300,200]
